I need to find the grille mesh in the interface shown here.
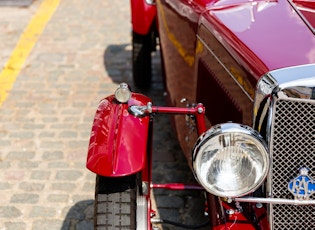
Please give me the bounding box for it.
[271,99,315,229]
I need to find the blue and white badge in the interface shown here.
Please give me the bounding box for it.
[288,168,315,199]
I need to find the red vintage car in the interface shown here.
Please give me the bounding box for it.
[87,0,315,229]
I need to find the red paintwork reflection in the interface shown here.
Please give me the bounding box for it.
[205,0,315,78]
[292,0,315,30]
[86,93,151,177]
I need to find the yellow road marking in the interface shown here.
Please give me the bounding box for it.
[0,0,61,106]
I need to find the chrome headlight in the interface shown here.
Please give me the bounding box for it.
[193,123,269,198]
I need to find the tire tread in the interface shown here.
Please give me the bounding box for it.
[94,175,136,230]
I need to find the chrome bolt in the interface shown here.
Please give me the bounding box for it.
[227,198,233,203]
[142,182,149,195]
[256,203,263,209]
[226,209,235,215]
[197,107,203,113]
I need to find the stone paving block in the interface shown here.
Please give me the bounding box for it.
[39,131,55,138]
[4,222,26,230]
[4,170,26,181]
[58,130,78,139]
[51,182,76,192]
[9,131,34,139]
[18,161,39,168]
[30,170,51,180]
[6,151,35,160]
[40,140,64,149]
[0,0,33,7]
[19,182,45,192]
[42,117,59,123]
[48,161,69,168]
[0,206,22,218]
[0,140,12,148]
[82,182,94,192]
[0,160,10,169]
[55,170,83,181]
[0,182,12,190]
[29,206,56,218]
[71,195,94,204]
[47,194,69,203]
[42,150,64,160]
[32,220,63,230]
[10,194,39,204]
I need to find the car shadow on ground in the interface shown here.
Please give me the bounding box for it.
[61,200,94,230]
[103,43,164,95]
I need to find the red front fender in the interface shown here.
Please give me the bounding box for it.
[131,0,157,35]
[86,93,151,177]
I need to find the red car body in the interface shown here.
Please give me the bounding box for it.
[156,0,315,157]
[87,0,315,229]
[152,0,315,229]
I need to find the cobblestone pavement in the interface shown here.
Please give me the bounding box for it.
[0,0,208,229]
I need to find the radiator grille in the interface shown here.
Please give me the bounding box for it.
[271,99,315,229]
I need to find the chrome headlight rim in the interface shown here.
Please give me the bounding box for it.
[193,123,269,198]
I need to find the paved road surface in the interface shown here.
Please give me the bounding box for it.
[0,1,207,229]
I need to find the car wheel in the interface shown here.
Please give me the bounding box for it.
[94,174,148,230]
[132,31,152,89]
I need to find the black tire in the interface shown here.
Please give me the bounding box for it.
[132,31,152,89]
[94,174,148,230]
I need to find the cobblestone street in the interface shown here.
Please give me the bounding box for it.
[0,1,207,229]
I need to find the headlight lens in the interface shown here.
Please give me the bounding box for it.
[193,123,269,198]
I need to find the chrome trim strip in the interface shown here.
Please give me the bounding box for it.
[268,63,315,88]
[197,34,254,102]
[235,197,315,205]
[253,64,315,133]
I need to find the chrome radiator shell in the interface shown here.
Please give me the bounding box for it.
[253,64,315,229]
